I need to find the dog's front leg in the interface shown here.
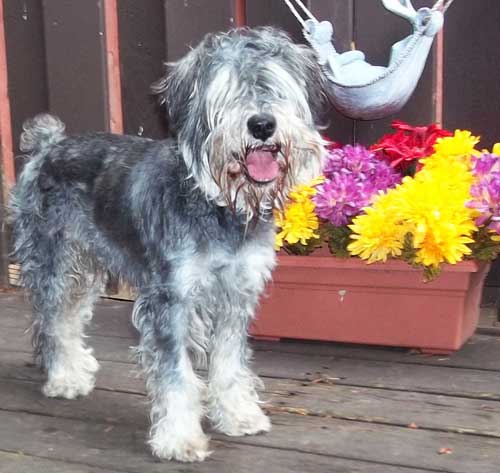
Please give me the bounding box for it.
[208,296,271,437]
[133,292,210,462]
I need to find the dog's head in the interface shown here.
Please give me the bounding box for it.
[153,27,326,218]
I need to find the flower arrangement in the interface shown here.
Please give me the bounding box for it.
[275,122,500,280]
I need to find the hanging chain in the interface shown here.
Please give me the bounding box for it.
[283,0,455,25]
[432,0,455,14]
[282,0,317,27]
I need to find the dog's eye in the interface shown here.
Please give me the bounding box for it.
[244,43,261,51]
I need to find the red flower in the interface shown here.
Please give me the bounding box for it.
[370,121,452,173]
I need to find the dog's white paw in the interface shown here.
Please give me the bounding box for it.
[212,401,271,436]
[149,422,211,462]
[43,352,99,399]
[43,372,96,399]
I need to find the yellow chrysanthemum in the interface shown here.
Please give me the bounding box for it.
[287,176,325,203]
[433,129,480,159]
[276,199,319,247]
[493,143,500,155]
[419,151,474,179]
[348,137,478,267]
[348,205,407,262]
[418,130,480,177]
[400,182,476,266]
[275,179,322,249]
[413,224,474,266]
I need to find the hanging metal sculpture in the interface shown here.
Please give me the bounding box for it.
[284,0,454,120]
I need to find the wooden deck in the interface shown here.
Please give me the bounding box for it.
[0,292,499,472]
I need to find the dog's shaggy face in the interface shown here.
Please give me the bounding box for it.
[153,27,326,216]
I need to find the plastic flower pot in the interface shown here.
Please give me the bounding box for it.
[251,253,490,354]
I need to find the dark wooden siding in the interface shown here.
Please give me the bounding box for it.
[3,0,48,170]
[2,0,500,294]
[5,1,497,149]
[443,0,500,150]
[118,0,167,138]
[42,0,109,134]
[441,1,500,287]
[165,0,237,61]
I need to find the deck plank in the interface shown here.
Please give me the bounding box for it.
[1,363,500,438]
[0,451,128,473]
[2,293,500,472]
[252,335,500,372]
[2,325,500,400]
[0,407,498,473]
[0,410,444,473]
[2,293,500,372]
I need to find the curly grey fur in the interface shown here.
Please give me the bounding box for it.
[19,114,66,153]
[9,27,325,462]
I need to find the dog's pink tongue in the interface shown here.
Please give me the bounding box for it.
[246,151,279,182]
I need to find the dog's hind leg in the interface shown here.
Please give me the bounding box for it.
[26,242,103,399]
[132,289,210,463]
[40,273,103,399]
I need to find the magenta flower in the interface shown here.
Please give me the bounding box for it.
[323,145,374,177]
[467,154,500,233]
[471,153,500,178]
[314,144,401,226]
[369,162,402,192]
[314,173,366,226]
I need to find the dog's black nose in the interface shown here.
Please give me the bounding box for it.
[247,113,277,141]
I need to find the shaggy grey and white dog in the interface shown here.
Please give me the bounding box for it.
[9,27,325,462]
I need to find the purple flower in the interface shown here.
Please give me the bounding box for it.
[322,148,345,176]
[341,145,376,175]
[367,160,402,192]
[314,174,367,226]
[467,153,500,233]
[471,153,500,178]
[323,145,374,178]
[467,173,500,233]
[315,144,401,226]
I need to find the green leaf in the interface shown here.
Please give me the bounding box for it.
[423,265,442,282]
[401,232,417,264]
[468,228,500,262]
[283,237,322,256]
[402,161,418,177]
[323,224,352,258]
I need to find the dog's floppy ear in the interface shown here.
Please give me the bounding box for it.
[151,48,201,134]
[299,46,329,128]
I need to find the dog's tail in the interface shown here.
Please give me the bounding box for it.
[20,113,66,154]
[9,114,67,286]
[8,114,66,226]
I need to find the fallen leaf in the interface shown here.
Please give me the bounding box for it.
[480,405,497,411]
[266,406,310,416]
[311,376,341,385]
[438,447,453,455]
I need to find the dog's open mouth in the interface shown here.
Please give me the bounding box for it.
[245,145,281,184]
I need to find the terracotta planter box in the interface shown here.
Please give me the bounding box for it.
[251,254,490,354]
